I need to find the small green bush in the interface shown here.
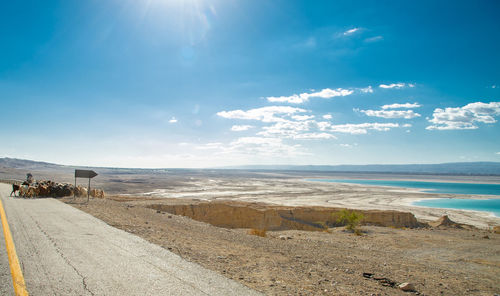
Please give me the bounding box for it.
[334,209,364,234]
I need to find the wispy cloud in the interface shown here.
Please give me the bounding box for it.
[427,101,500,130]
[382,102,421,109]
[292,133,336,139]
[266,88,354,104]
[339,143,358,148]
[343,27,360,36]
[359,86,374,93]
[357,102,421,119]
[328,123,400,134]
[217,106,307,122]
[359,109,421,119]
[364,36,383,43]
[226,137,308,157]
[169,117,178,123]
[231,125,254,131]
[294,37,316,49]
[195,142,224,150]
[379,83,415,89]
[291,115,315,121]
[322,114,332,119]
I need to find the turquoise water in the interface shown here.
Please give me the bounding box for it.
[308,179,500,195]
[308,179,500,217]
[414,198,500,217]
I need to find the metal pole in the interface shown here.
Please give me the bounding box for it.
[87,178,90,202]
[74,176,76,198]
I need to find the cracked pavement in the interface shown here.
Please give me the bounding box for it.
[0,184,260,296]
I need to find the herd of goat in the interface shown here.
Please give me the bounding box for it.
[10,180,105,198]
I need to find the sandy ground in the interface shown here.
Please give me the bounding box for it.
[62,195,500,296]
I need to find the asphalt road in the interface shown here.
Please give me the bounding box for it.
[0,183,261,295]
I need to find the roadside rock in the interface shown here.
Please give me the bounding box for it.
[399,282,415,292]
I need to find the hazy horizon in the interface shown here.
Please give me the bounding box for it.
[1,1,499,168]
[2,157,500,172]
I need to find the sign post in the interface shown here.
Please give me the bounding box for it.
[74,169,98,202]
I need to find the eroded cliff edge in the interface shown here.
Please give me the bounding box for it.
[148,200,421,231]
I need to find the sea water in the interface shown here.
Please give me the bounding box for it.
[413,198,500,217]
[308,179,500,217]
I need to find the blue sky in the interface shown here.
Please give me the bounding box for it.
[1,0,499,168]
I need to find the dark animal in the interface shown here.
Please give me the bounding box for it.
[10,184,20,197]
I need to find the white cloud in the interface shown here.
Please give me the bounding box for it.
[364,36,383,42]
[293,133,336,140]
[217,106,307,123]
[496,152,500,155]
[379,83,415,89]
[381,102,421,109]
[343,28,360,36]
[255,119,337,140]
[328,123,400,134]
[426,101,500,130]
[360,86,374,93]
[359,109,421,119]
[323,114,333,120]
[231,125,254,131]
[402,124,412,128]
[291,115,315,121]
[317,121,331,131]
[316,122,400,135]
[266,88,354,104]
[169,117,178,123]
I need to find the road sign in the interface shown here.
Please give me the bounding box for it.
[74,170,98,201]
[75,170,98,179]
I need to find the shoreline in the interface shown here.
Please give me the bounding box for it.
[303,179,500,226]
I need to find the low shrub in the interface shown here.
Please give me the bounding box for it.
[334,209,364,234]
[248,228,267,237]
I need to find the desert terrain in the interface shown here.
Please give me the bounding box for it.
[1,163,500,295]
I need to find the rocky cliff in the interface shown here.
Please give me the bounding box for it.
[149,201,420,231]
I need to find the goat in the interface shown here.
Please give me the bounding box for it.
[18,185,29,198]
[10,184,20,197]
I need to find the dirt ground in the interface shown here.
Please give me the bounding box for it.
[62,196,500,296]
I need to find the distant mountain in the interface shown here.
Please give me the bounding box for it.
[0,157,67,169]
[217,162,500,175]
[2,157,500,175]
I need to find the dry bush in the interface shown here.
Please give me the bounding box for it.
[248,228,267,237]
